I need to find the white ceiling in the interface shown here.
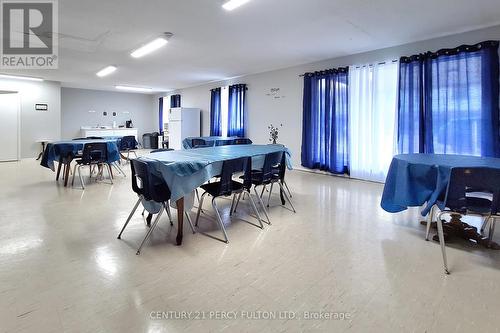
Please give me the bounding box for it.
[5,0,500,93]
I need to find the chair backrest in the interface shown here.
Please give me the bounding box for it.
[216,139,234,146]
[86,136,104,140]
[191,138,207,148]
[130,159,171,202]
[261,151,284,183]
[120,136,137,150]
[54,144,75,161]
[72,137,87,140]
[81,142,107,164]
[150,148,173,153]
[217,157,252,196]
[233,138,252,145]
[444,167,500,215]
[278,152,287,179]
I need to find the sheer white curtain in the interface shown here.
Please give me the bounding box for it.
[348,61,399,182]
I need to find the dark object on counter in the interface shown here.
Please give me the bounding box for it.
[142,132,159,149]
[126,120,133,128]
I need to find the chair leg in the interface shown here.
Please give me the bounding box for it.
[246,191,264,228]
[165,203,173,226]
[195,192,208,227]
[267,183,274,207]
[185,211,196,234]
[254,186,271,224]
[117,197,142,239]
[71,163,77,187]
[132,151,137,158]
[488,217,496,242]
[106,164,113,184]
[426,205,435,241]
[78,165,85,189]
[136,207,164,255]
[436,212,450,274]
[260,185,266,198]
[233,191,243,213]
[230,193,237,216]
[113,162,126,177]
[283,180,292,198]
[278,181,296,213]
[56,160,62,181]
[212,197,229,243]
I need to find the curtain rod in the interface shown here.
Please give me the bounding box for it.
[299,59,398,77]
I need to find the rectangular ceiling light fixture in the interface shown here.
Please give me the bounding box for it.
[0,74,43,81]
[115,85,153,93]
[96,65,117,77]
[130,37,168,58]
[222,0,251,11]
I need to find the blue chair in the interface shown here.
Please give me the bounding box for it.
[119,135,138,161]
[117,159,195,254]
[71,142,112,189]
[433,167,500,274]
[233,138,253,145]
[195,157,263,243]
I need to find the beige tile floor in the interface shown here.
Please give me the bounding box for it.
[1,156,500,333]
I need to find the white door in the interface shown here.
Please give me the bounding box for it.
[0,93,19,161]
[168,121,182,150]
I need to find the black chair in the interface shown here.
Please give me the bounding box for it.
[433,167,500,274]
[117,159,195,254]
[215,139,234,146]
[71,142,112,189]
[192,138,210,149]
[233,138,253,145]
[262,153,293,206]
[86,136,104,140]
[72,137,88,140]
[54,144,75,186]
[234,151,295,224]
[195,157,264,243]
[119,135,138,162]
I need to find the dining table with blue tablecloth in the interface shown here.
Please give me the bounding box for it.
[40,139,121,171]
[182,136,241,149]
[381,154,500,216]
[138,144,292,244]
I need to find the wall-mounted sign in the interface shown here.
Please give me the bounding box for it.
[265,88,285,99]
[35,103,48,111]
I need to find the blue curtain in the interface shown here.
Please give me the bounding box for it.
[398,40,500,157]
[210,87,222,136]
[398,57,425,153]
[228,84,246,137]
[158,97,164,133]
[301,68,349,174]
[170,94,181,108]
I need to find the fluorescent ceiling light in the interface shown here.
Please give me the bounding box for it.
[0,74,43,82]
[130,37,168,58]
[96,65,117,77]
[115,85,152,93]
[222,0,251,11]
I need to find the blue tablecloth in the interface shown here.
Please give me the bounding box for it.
[138,144,292,202]
[40,139,121,171]
[381,154,500,216]
[182,136,241,149]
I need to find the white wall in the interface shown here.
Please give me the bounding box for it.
[175,25,500,167]
[0,79,61,159]
[61,88,157,142]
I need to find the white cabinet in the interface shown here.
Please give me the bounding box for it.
[80,128,138,139]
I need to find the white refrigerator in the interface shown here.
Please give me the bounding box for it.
[167,107,201,150]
